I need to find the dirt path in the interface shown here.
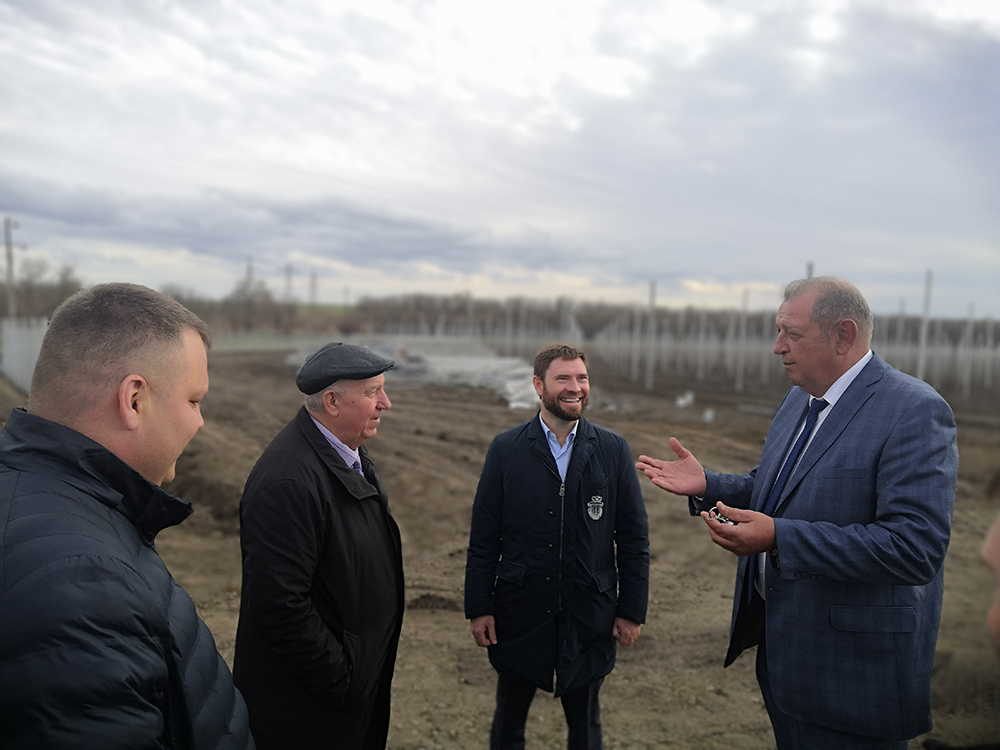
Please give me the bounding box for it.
[145,350,1000,749]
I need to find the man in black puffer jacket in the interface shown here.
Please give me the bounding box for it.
[0,283,253,750]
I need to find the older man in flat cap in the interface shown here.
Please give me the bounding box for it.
[233,343,404,750]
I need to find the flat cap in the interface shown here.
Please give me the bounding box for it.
[295,342,395,394]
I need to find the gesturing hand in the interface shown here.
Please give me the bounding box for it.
[636,438,707,497]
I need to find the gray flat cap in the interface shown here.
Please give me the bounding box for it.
[295,342,395,394]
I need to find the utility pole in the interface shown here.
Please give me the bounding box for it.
[916,269,933,382]
[644,281,657,392]
[4,216,19,318]
[735,287,749,392]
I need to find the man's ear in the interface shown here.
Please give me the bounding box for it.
[835,319,859,354]
[532,375,544,398]
[324,389,341,417]
[117,374,147,431]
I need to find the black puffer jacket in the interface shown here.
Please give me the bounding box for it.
[0,408,254,750]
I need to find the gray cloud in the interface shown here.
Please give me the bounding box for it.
[0,1,997,316]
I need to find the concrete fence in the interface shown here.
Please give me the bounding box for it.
[1,317,47,394]
[592,306,999,401]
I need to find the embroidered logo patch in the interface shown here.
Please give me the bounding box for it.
[587,495,604,521]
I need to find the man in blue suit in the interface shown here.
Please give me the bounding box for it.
[637,276,958,749]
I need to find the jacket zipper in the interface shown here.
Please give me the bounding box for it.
[535,447,567,694]
[556,478,566,696]
[557,481,566,611]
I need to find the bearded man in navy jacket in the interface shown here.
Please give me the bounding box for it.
[465,344,649,750]
[638,277,958,750]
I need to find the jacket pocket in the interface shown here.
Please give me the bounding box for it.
[496,559,526,585]
[592,567,618,593]
[829,605,916,633]
[341,630,368,708]
[584,471,608,490]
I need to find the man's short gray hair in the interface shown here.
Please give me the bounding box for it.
[784,276,874,344]
[304,380,349,413]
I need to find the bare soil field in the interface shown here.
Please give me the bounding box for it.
[7,348,997,748]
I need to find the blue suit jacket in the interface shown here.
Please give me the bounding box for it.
[699,353,958,740]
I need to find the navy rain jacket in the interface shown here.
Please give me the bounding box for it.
[465,415,649,695]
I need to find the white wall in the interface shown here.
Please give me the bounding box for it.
[1,317,48,394]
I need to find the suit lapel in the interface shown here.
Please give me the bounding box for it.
[754,391,809,511]
[527,414,559,476]
[564,418,595,500]
[296,407,380,501]
[773,354,887,515]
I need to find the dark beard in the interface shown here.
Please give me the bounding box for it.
[541,388,587,422]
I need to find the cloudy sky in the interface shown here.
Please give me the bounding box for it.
[1,0,998,318]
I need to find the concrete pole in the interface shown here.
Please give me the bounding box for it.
[960,304,974,398]
[986,316,995,389]
[4,216,18,318]
[645,281,657,392]
[735,288,748,392]
[916,270,932,382]
[696,308,708,382]
[630,305,641,382]
[760,308,772,384]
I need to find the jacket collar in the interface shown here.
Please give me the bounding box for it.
[526,413,598,490]
[0,408,193,539]
[294,406,382,502]
[765,352,887,514]
[527,413,596,442]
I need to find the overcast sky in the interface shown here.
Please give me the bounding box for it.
[1,0,998,318]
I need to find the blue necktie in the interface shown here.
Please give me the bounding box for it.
[749,397,828,602]
[351,460,364,476]
[761,398,829,517]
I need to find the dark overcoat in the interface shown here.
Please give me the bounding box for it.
[464,415,649,696]
[233,407,404,750]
